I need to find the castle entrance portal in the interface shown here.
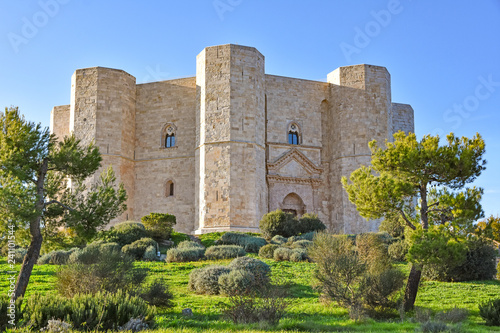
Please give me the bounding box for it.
[281,193,305,217]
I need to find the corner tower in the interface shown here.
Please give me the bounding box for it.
[69,67,136,222]
[195,44,267,233]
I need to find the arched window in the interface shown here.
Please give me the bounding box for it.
[166,180,174,197]
[161,123,177,148]
[287,122,300,145]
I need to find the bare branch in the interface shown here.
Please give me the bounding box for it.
[399,209,416,230]
[45,199,75,212]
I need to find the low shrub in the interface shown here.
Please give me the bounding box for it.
[219,232,266,253]
[0,296,22,331]
[37,248,78,265]
[143,245,158,261]
[205,245,246,260]
[448,239,497,281]
[479,298,500,326]
[68,241,120,265]
[290,248,308,262]
[107,221,149,246]
[356,233,391,274]
[258,244,279,259]
[388,239,408,262]
[122,237,158,260]
[188,265,231,295]
[274,247,293,261]
[141,212,176,241]
[23,290,155,331]
[229,256,271,286]
[259,210,298,238]
[287,235,303,244]
[166,247,205,262]
[300,231,316,241]
[13,248,27,264]
[419,321,450,333]
[198,232,225,248]
[177,240,204,249]
[270,235,287,245]
[222,284,289,325]
[424,238,497,282]
[219,269,256,295]
[296,213,326,234]
[434,307,469,324]
[290,239,313,249]
[57,247,147,297]
[136,277,174,307]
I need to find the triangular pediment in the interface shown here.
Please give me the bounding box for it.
[267,148,322,178]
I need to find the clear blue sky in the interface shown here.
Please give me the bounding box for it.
[1,1,499,219]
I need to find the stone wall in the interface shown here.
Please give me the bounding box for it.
[52,44,415,235]
[50,104,70,140]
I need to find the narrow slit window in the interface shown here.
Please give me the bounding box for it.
[169,182,174,196]
[166,180,174,197]
[165,134,176,148]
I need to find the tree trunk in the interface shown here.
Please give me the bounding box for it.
[403,264,422,311]
[12,159,48,303]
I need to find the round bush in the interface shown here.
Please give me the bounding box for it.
[166,247,205,262]
[290,240,313,249]
[112,221,149,246]
[270,235,287,245]
[228,256,271,285]
[122,237,158,260]
[38,248,78,265]
[449,239,498,281]
[205,245,246,260]
[188,265,231,295]
[259,209,298,238]
[219,232,266,253]
[258,244,279,259]
[142,245,157,261]
[141,212,176,241]
[273,247,293,261]
[388,239,408,262]
[300,231,316,241]
[177,240,205,249]
[219,269,256,295]
[296,213,326,234]
[290,248,308,262]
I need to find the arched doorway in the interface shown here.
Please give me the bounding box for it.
[281,193,305,217]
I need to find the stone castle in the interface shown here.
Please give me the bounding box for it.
[50,44,414,234]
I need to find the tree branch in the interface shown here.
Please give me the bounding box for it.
[427,201,440,209]
[44,199,75,212]
[399,209,416,230]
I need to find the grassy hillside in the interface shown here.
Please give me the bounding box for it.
[1,256,499,332]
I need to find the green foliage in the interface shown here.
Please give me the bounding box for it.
[177,240,204,249]
[290,239,313,249]
[228,256,271,286]
[434,307,469,323]
[309,232,404,317]
[142,245,157,261]
[37,248,78,265]
[140,212,176,241]
[356,233,391,274]
[136,277,173,307]
[259,209,298,238]
[23,290,154,331]
[379,213,406,238]
[498,260,500,280]
[57,246,147,297]
[424,237,497,282]
[204,245,246,260]
[258,243,279,259]
[13,248,27,264]
[100,221,149,246]
[273,247,293,261]
[479,298,500,326]
[197,232,225,247]
[221,284,289,325]
[188,265,231,295]
[290,248,308,262]
[296,213,326,234]
[270,235,287,245]
[219,269,256,296]
[0,295,22,331]
[169,231,190,245]
[475,215,500,242]
[299,231,316,241]
[388,239,409,262]
[165,247,205,262]
[219,232,267,253]
[121,237,158,260]
[407,225,467,272]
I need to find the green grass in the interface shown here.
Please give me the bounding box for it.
[2,256,500,332]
